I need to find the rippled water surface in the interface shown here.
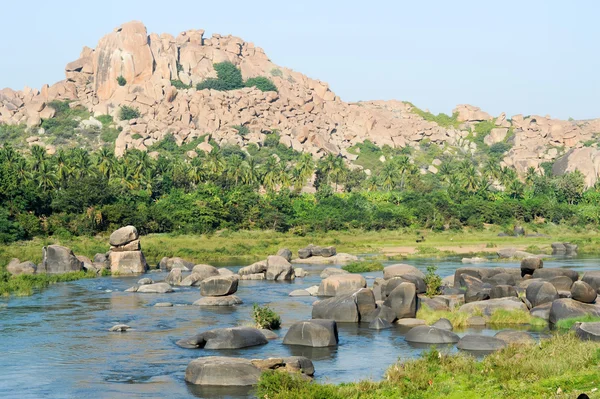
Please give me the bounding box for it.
[1,255,598,398]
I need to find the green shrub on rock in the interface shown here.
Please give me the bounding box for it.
[424,265,442,297]
[342,261,383,273]
[252,303,281,330]
[119,105,140,121]
[116,76,127,86]
[245,76,278,92]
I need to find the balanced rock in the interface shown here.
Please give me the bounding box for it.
[108,251,148,274]
[200,276,238,296]
[265,255,295,280]
[283,319,338,347]
[109,225,138,246]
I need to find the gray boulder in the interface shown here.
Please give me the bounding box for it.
[457,335,506,351]
[384,264,425,280]
[489,285,517,299]
[109,225,138,247]
[191,264,220,280]
[200,276,238,296]
[137,277,154,285]
[521,257,543,277]
[494,330,535,346]
[361,304,397,323]
[193,295,243,306]
[165,268,183,285]
[185,357,262,386]
[179,273,203,287]
[383,275,426,296]
[298,245,314,259]
[383,282,417,319]
[486,272,517,287]
[108,251,148,274]
[526,281,558,308]
[238,260,267,276]
[573,322,600,341]
[465,286,491,303]
[136,283,173,293]
[405,326,459,344]
[369,317,392,330]
[312,246,336,257]
[265,256,295,281]
[276,248,292,262]
[549,298,600,324]
[159,257,194,271]
[319,267,349,279]
[459,297,528,315]
[571,281,597,304]
[549,276,574,291]
[533,268,579,282]
[582,271,600,294]
[289,289,311,297]
[177,327,267,350]
[530,302,552,321]
[432,318,453,331]
[7,259,36,275]
[312,294,359,322]
[318,274,366,297]
[283,319,339,347]
[40,245,83,274]
[354,288,377,318]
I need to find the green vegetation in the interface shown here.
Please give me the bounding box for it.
[196,61,277,92]
[252,303,281,330]
[341,261,383,273]
[256,333,600,399]
[0,270,97,296]
[245,76,278,92]
[407,102,461,129]
[423,265,442,297]
[270,68,283,77]
[170,79,192,90]
[116,76,127,86]
[417,305,547,328]
[119,105,140,121]
[233,125,250,136]
[556,315,600,330]
[41,100,90,144]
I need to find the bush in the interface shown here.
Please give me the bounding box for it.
[96,115,113,126]
[116,76,127,86]
[196,78,229,91]
[264,131,281,147]
[233,125,250,136]
[119,105,140,121]
[423,264,442,297]
[342,261,383,273]
[252,303,281,330]
[214,61,244,90]
[170,79,192,90]
[245,76,278,92]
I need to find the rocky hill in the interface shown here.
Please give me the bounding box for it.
[1,21,600,185]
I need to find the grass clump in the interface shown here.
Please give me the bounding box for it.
[0,270,97,296]
[417,305,547,328]
[341,261,383,273]
[256,333,600,398]
[252,303,281,330]
[556,315,600,330]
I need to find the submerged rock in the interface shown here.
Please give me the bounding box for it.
[193,295,243,306]
[109,324,131,332]
[369,317,392,330]
[136,283,173,293]
[457,335,506,352]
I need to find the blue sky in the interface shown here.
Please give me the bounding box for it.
[1,0,598,120]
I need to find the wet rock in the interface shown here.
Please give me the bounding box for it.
[549,298,600,324]
[109,324,131,332]
[526,281,558,308]
[432,318,453,331]
[312,294,359,322]
[177,327,267,350]
[365,317,391,330]
[571,281,597,304]
[193,295,243,306]
[317,274,366,297]
[40,245,83,274]
[383,282,417,320]
[457,335,506,352]
[200,276,238,296]
[185,357,262,386]
[494,330,535,346]
[283,319,339,347]
[109,225,138,246]
[136,282,173,293]
[405,326,459,344]
[521,257,543,277]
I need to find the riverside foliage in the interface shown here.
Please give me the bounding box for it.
[0,139,595,244]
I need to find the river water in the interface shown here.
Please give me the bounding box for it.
[0,255,597,399]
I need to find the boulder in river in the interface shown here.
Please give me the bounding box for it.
[109,324,131,332]
[193,295,243,306]
[369,317,392,330]
[265,255,295,281]
[317,274,366,297]
[200,276,238,296]
[312,294,359,322]
[40,245,83,274]
[177,327,268,350]
[108,251,148,274]
[238,260,267,276]
[383,264,425,280]
[276,248,292,262]
[457,335,506,352]
[191,264,220,280]
[571,281,597,304]
[136,282,173,293]
[319,267,349,279]
[185,357,262,386]
[383,282,417,320]
[432,318,453,331]
[283,319,339,347]
[289,289,311,297]
[459,297,528,315]
[159,256,194,271]
[109,225,138,247]
[526,281,558,308]
[405,326,459,344]
[549,298,600,324]
[165,268,183,285]
[137,278,154,285]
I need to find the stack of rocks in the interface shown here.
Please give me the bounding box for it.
[107,226,148,274]
[193,275,242,306]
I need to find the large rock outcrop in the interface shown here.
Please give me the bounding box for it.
[40,245,83,274]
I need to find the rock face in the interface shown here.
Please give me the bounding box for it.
[177,327,267,350]
[283,319,339,347]
[404,326,459,344]
[40,245,83,274]
[107,226,147,274]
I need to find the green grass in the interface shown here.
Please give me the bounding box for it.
[556,315,600,330]
[0,270,97,296]
[255,333,600,398]
[342,261,384,273]
[416,305,547,329]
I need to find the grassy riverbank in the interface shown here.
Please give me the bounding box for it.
[416,305,548,329]
[1,225,600,269]
[0,270,97,296]
[256,333,600,399]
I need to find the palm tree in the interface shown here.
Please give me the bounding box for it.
[261,157,281,191]
[243,157,261,186]
[380,161,399,190]
[226,155,245,185]
[395,155,411,189]
[525,166,537,185]
[36,160,56,191]
[206,149,225,178]
[96,148,116,179]
[30,145,46,172]
[461,164,478,192]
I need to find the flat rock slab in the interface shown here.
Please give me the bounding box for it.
[457,335,507,352]
[136,283,173,293]
[193,295,243,306]
[292,253,358,264]
[185,357,262,386]
[459,297,527,315]
[396,318,426,328]
[404,326,459,344]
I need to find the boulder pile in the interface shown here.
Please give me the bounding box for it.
[107,226,148,274]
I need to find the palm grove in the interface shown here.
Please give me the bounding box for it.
[0,112,595,244]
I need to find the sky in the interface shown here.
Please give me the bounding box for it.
[1,0,598,120]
